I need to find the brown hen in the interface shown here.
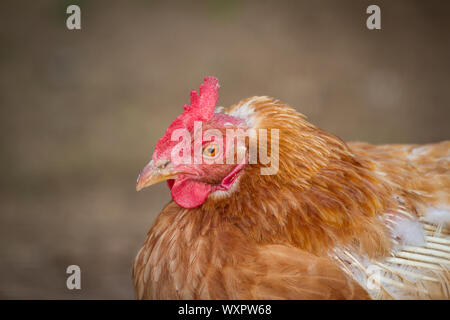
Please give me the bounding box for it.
[133,77,449,299]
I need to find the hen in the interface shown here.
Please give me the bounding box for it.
[133,76,450,299]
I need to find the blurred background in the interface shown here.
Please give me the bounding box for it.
[0,0,449,299]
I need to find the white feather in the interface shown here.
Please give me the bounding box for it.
[391,217,426,246]
[425,207,450,227]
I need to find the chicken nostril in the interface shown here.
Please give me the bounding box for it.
[159,160,170,169]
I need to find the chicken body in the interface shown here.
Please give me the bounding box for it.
[133,94,450,299]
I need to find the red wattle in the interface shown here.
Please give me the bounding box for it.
[170,178,212,209]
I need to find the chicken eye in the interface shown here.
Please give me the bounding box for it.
[203,144,219,158]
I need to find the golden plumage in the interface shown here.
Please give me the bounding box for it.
[133,96,449,299]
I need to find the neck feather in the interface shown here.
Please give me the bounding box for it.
[199,97,395,257]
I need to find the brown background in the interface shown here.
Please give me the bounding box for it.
[0,0,449,298]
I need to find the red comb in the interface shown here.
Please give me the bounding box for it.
[152,76,220,160]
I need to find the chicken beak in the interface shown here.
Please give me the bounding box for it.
[136,160,177,191]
